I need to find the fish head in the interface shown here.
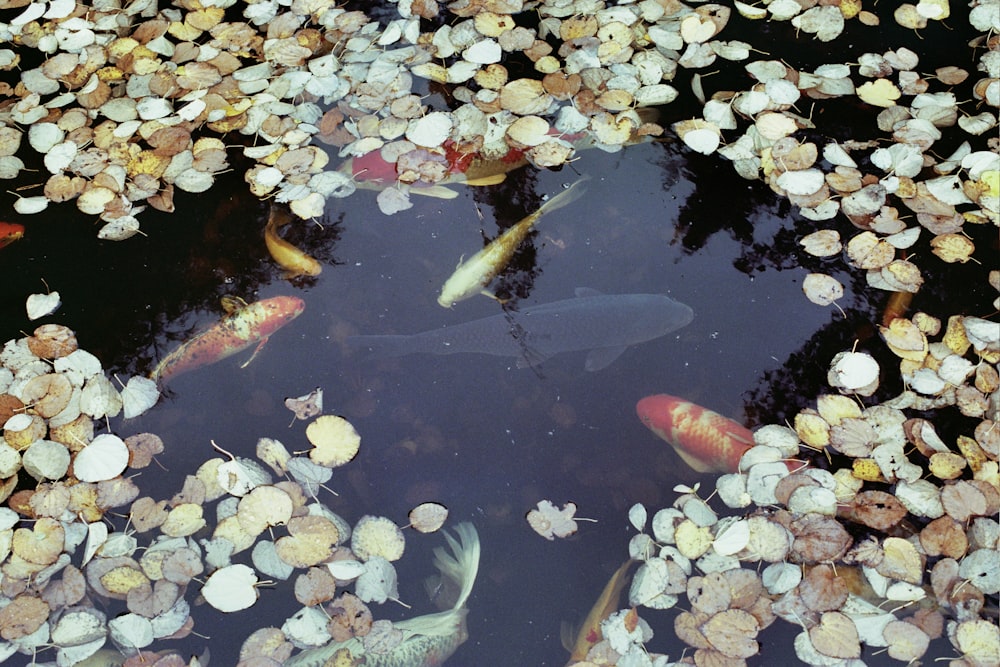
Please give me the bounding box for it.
[642,296,694,336]
[636,394,753,473]
[255,296,305,335]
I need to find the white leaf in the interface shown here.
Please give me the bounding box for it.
[202,563,260,612]
[108,613,154,650]
[355,557,398,603]
[627,503,647,532]
[121,376,159,418]
[74,433,129,482]
[26,291,61,320]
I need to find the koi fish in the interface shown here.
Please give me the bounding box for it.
[0,222,25,249]
[264,205,322,279]
[285,523,480,667]
[562,559,636,663]
[151,295,304,385]
[636,394,756,473]
[437,175,590,308]
[350,289,694,372]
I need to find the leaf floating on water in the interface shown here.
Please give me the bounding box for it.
[363,618,404,654]
[327,591,373,641]
[120,376,159,418]
[802,273,844,308]
[305,415,361,468]
[526,500,593,540]
[406,502,448,533]
[202,563,261,613]
[73,433,129,483]
[26,290,61,320]
[351,515,405,562]
[285,387,323,421]
[809,610,860,659]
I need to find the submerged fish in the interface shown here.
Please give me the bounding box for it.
[151,295,305,385]
[285,522,480,667]
[636,394,756,473]
[0,222,24,249]
[349,288,694,372]
[563,559,636,663]
[437,176,590,308]
[264,204,322,279]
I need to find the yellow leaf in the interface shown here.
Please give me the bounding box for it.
[957,435,987,473]
[930,233,975,263]
[852,458,885,482]
[857,79,901,107]
[942,316,971,355]
[880,318,928,362]
[795,410,830,448]
[101,565,149,595]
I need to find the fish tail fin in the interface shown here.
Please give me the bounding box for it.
[535,174,591,218]
[434,522,480,613]
[396,523,481,638]
[345,334,412,359]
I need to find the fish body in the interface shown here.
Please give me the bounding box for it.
[0,222,25,249]
[563,559,635,662]
[151,295,304,384]
[264,205,322,279]
[285,523,480,667]
[349,289,694,372]
[636,394,755,473]
[437,176,590,308]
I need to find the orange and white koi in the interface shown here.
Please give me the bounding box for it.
[151,295,304,385]
[563,559,636,663]
[0,222,25,249]
[636,394,756,473]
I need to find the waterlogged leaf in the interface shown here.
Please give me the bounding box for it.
[285,388,322,421]
[202,563,260,612]
[406,502,448,533]
[376,187,412,215]
[526,500,584,540]
[327,592,373,641]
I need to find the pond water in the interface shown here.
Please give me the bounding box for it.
[0,3,994,667]
[1,135,909,665]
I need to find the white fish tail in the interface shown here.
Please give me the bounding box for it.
[533,174,590,219]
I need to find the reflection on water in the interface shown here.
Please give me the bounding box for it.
[1,135,977,665]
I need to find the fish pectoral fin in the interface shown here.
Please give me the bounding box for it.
[670,443,716,473]
[584,345,627,372]
[480,289,506,304]
[240,337,270,368]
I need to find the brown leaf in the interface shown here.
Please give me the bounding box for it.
[700,608,760,659]
[848,490,907,531]
[919,516,969,558]
[799,564,848,612]
[809,611,860,659]
[790,514,852,562]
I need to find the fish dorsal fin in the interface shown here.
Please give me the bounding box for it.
[463,173,508,186]
[585,345,626,371]
[575,287,603,298]
[410,185,459,199]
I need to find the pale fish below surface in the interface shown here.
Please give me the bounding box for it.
[348,289,694,371]
[285,523,480,667]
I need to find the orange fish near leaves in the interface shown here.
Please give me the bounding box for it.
[151,295,304,385]
[636,394,756,473]
[0,222,25,249]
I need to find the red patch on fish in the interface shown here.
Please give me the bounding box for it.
[636,394,756,473]
[0,222,25,249]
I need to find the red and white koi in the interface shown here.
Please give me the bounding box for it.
[151,295,304,385]
[636,394,756,473]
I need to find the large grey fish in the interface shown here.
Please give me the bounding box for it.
[285,523,480,667]
[348,288,694,371]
